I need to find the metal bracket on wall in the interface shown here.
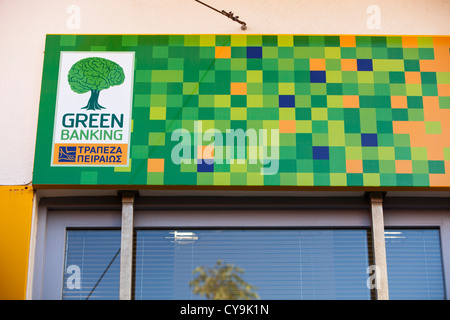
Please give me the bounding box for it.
[195,0,247,31]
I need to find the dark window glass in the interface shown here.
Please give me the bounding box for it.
[385,229,445,300]
[134,229,371,300]
[62,230,121,300]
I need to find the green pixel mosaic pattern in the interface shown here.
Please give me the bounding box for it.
[33,35,450,188]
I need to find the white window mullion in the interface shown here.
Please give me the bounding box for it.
[370,192,389,300]
[119,191,136,300]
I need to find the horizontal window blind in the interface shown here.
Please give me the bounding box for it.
[385,229,445,300]
[134,229,371,300]
[62,230,121,300]
[61,228,446,300]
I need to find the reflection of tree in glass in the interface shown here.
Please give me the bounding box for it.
[68,57,125,111]
[189,260,259,300]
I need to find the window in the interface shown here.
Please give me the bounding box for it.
[385,229,445,300]
[62,230,121,300]
[35,199,450,300]
[134,229,372,300]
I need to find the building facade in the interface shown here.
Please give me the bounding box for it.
[1,0,449,301]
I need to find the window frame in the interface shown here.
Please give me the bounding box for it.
[31,203,122,300]
[30,195,450,300]
[132,227,374,300]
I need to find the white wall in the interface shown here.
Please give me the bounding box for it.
[0,0,449,185]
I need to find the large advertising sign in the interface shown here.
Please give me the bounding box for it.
[33,35,450,189]
[52,52,134,166]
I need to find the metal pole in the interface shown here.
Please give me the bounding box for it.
[119,191,135,300]
[370,192,389,300]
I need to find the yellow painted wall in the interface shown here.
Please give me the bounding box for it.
[0,186,33,300]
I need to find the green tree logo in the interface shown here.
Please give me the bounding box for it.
[68,57,125,111]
